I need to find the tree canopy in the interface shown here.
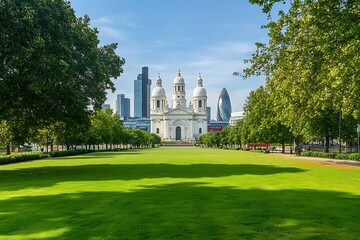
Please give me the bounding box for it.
[0,0,125,151]
[236,0,359,151]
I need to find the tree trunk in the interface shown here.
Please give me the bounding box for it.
[325,135,330,153]
[6,143,11,155]
[282,141,285,154]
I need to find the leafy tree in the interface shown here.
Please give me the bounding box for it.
[0,0,125,149]
[240,0,359,151]
[0,121,12,154]
[150,133,162,147]
[243,86,292,152]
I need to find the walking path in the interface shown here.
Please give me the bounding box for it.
[278,154,360,168]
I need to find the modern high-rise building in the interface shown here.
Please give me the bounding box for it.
[134,74,142,118]
[116,94,130,120]
[207,107,211,123]
[217,88,232,122]
[124,98,130,119]
[134,66,151,118]
[141,67,151,118]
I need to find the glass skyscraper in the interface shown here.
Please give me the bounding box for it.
[134,66,151,118]
[134,74,142,117]
[216,88,232,122]
[116,94,130,120]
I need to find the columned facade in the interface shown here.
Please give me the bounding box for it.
[150,71,208,141]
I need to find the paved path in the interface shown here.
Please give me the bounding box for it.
[276,153,360,168]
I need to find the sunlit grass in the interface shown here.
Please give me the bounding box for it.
[0,148,359,239]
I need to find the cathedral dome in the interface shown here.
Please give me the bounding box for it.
[152,87,166,97]
[174,70,184,84]
[192,73,207,97]
[193,87,207,97]
[152,73,166,97]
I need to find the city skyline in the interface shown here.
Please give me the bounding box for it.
[69,0,285,118]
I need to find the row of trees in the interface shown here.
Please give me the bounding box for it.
[201,0,359,152]
[29,109,161,151]
[0,0,125,154]
[229,0,359,152]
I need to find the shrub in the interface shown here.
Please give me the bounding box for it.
[300,152,312,157]
[300,152,336,158]
[0,152,48,165]
[335,153,348,160]
[347,153,360,161]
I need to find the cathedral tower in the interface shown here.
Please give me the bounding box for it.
[150,73,166,113]
[172,70,186,108]
[192,73,207,114]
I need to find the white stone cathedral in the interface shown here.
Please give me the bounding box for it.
[150,70,208,141]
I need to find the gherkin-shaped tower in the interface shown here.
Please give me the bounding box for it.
[217,88,232,122]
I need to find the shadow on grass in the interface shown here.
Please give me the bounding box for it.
[0,164,305,191]
[0,183,359,239]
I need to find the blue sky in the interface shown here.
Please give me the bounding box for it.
[70,0,274,118]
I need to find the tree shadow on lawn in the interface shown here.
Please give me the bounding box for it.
[0,183,359,239]
[0,164,305,191]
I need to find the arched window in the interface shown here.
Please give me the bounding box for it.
[156,100,160,108]
[199,100,202,108]
[156,128,159,134]
[178,86,180,91]
[199,128,202,134]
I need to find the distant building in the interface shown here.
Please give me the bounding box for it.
[115,94,130,120]
[134,67,151,118]
[150,71,208,141]
[134,74,142,117]
[207,107,211,123]
[207,121,229,132]
[229,111,246,126]
[123,117,151,132]
[124,98,130,119]
[217,88,232,122]
[101,104,111,110]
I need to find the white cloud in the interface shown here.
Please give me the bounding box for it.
[99,27,127,41]
[92,17,114,25]
[209,42,256,55]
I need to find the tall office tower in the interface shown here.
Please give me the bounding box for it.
[141,66,151,118]
[116,94,125,116]
[124,97,130,119]
[217,88,232,122]
[134,74,142,117]
[207,107,211,123]
[116,94,130,119]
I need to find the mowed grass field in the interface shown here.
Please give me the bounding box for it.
[0,148,359,240]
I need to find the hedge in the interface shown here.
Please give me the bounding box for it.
[0,152,48,165]
[300,151,360,161]
[0,148,132,165]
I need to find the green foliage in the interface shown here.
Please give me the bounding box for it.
[241,0,360,150]
[335,153,349,160]
[0,0,124,150]
[347,153,360,161]
[0,152,48,165]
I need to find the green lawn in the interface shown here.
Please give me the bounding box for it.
[0,148,359,239]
